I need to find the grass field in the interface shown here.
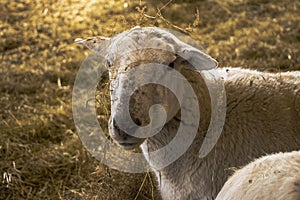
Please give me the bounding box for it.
[0,0,299,199]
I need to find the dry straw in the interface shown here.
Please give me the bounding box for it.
[0,0,299,199]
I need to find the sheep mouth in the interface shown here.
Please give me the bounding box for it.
[117,141,143,150]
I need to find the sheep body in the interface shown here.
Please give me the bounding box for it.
[77,27,300,199]
[216,151,300,200]
[140,66,300,199]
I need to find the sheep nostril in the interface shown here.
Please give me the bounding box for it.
[134,118,142,126]
[113,119,120,131]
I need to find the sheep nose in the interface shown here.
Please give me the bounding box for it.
[111,118,132,141]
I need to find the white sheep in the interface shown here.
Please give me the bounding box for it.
[76,27,300,199]
[216,151,300,200]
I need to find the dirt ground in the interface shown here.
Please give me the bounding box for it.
[0,0,299,199]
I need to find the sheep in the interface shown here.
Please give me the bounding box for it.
[76,26,300,199]
[216,151,300,200]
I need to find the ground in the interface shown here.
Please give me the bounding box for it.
[0,0,299,199]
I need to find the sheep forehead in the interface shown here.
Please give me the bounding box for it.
[108,27,178,63]
[107,28,179,83]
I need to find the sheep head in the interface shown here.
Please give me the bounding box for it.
[76,27,218,150]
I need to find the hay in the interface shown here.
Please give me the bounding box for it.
[0,0,299,199]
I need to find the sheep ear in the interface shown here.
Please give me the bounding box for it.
[75,37,111,54]
[180,46,218,70]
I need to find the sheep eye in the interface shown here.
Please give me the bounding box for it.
[106,59,113,68]
[168,62,175,69]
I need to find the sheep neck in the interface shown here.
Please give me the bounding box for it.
[141,68,212,184]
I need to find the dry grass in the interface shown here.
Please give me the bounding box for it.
[0,0,299,199]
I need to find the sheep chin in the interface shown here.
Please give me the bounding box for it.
[117,142,143,150]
